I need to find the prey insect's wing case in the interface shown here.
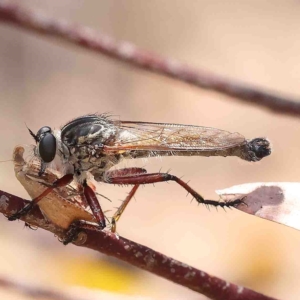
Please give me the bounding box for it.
[106,121,246,152]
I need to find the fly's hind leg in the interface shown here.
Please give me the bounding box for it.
[105,168,147,232]
[105,171,242,209]
[111,184,139,233]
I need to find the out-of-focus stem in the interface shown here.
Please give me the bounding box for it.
[0,2,299,116]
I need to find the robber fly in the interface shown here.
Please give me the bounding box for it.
[8,114,271,239]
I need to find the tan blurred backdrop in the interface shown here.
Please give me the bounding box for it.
[1,1,300,299]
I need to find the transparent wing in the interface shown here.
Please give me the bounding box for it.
[104,121,246,153]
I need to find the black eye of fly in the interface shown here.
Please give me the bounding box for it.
[39,133,56,163]
[36,126,52,141]
[34,126,57,163]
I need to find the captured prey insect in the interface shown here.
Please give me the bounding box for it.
[12,146,102,244]
[8,114,271,239]
[13,146,95,228]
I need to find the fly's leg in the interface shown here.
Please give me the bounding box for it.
[83,180,106,229]
[8,174,74,221]
[63,221,82,245]
[105,167,147,178]
[62,190,108,244]
[105,168,146,232]
[106,171,242,208]
[111,185,139,233]
[62,220,103,245]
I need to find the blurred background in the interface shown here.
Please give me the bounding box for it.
[1,1,300,299]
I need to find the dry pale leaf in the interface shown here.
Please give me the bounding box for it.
[216,182,300,230]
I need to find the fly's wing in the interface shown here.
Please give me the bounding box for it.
[104,121,246,153]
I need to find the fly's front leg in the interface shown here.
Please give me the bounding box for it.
[106,172,242,208]
[8,174,74,221]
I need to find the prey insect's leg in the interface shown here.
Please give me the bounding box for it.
[106,172,242,208]
[111,184,139,233]
[8,174,74,221]
[83,180,106,229]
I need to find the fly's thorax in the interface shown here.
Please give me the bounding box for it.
[90,154,124,182]
[71,152,123,183]
[68,143,105,162]
[60,114,118,147]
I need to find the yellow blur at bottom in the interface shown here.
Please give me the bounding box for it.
[62,257,140,294]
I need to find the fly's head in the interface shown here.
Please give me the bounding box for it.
[28,126,71,175]
[28,126,56,163]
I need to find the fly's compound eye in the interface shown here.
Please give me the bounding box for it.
[36,126,57,163]
[36,126,52,141]
[39,133,56,163]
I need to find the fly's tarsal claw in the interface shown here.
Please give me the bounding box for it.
[202,198,243,209]
[236,197,248,207]
[63,220,82,245]
[7,202,34,221]
[7,215,18,221]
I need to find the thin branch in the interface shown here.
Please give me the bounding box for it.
[0,190,277,300]
[0,1,299,116]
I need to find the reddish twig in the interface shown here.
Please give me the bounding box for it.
[0,189,277,300]
[0,1,299,117]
